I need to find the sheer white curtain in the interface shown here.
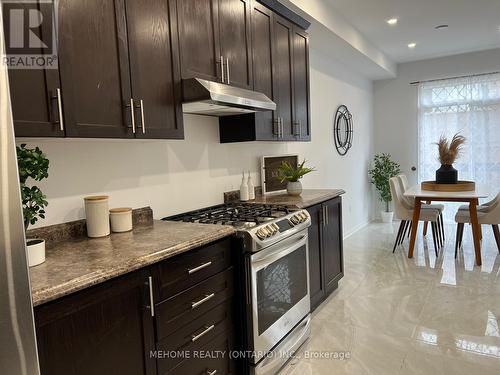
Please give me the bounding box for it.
[418,73,500,222]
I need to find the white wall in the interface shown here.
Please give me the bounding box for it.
[18,46,374,237]
[374,48,500,187]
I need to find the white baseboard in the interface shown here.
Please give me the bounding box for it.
[343,219,371,240]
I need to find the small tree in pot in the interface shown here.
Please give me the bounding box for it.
[17,144,49,266]
[368,153,401,222]
[277,159,315,196]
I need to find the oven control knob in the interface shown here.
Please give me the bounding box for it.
[267,225,277,235]
[290,215,299,225]
[299,212,307,222]
[272,223,280,232]
[256,229,266,240]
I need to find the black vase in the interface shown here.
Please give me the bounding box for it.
[436,164,458,184]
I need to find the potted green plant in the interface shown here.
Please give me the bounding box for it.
[277,159,315,196]
[435,133,466,184]
[17,144,49,267]
[368,153,401,223]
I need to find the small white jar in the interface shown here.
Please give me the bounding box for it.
[109,207,133,233]
[84,195,110,238]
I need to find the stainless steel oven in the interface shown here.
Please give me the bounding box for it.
[246,229,311,375]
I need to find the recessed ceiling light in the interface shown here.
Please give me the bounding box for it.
[408,43,417,49]
[387,18,398,25]
[435,24,449,30]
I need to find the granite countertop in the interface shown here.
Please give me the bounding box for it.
[29,220,235,307]
[250,189,345,208]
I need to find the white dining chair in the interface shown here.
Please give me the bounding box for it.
[390,177,442,256]
[397,174,445,245]
[454,192,500,257]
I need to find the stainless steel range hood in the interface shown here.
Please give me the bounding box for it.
[182,78,276,117]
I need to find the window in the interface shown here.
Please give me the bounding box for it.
[418,73,500,221]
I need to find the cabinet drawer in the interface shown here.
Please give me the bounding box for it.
[153,238,232,300]
[157,300,233,374]
[165,331,236,375]
[155,268,234,340]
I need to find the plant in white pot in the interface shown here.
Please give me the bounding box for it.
[368,153,401,223]
[17,144,49,267]
[277,159,315,196]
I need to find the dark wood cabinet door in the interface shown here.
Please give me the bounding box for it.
[173,0,221,82]
[252,1,276,140]
[272,14,294,141]
[125,0,183,139]
[322,197,344,294]
[3,1,63,137]
[219,0,253,89]
[307,203,325,311]
[35,269,155,375]
[292,26,310,141]
[58,0,133,138]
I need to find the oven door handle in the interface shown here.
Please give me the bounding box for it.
[251,234,308,268]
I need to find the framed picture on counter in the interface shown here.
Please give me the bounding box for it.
[261,154,299,195]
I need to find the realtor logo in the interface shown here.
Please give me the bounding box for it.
[2,0,58,69]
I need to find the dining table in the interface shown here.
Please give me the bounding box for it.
[404,184,489,266]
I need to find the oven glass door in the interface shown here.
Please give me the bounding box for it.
[250,231,310,356]
[257,245,307,334]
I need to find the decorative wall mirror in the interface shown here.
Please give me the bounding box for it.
[334,105,353,155]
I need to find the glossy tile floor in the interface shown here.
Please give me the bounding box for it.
[281,222,500,374]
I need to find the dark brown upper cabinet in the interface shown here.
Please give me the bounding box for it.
[292,26,311,141]
[251,1,276,140]
[218,0,253,89]
[4,1,63,137]
[58,0,133,138]
[219,5,310,143]
[9,0,183,139]
[173,0,222,82]
[173,0,252,89]
[125,0,184,139]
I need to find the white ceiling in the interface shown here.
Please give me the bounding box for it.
[328,0,500,63]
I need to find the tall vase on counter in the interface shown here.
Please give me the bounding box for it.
[435,133,465,184]
[247,171,255,200]
[240,171,249,201]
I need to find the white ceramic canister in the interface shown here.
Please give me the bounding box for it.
[109,207,133,233]
[84,195,110,238]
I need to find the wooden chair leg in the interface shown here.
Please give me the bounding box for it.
[455,223,463,258]
[492,225,500,253]
[393,221,405,253]
[431,222,439,257]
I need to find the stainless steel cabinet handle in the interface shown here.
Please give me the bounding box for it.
[220,56,224,82]
[206,370,217,375]
[147,276,155,317]
[226,57,230,84]
[273,118,279,137]
[191,324,215,342]
[188,261,212,274]
[325,206,329,225]
[279,118,283,139]
[191,293,215,309]
[139,99,145,134]
[299,120,302,138]
[130,98,136,133]
[56,88,64,131]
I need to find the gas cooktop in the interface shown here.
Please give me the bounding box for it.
[165,203,292,229]
[164,203,311,252]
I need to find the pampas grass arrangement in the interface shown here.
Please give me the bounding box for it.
[436,133,466,166]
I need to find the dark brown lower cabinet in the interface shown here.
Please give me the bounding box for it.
[34,237,237,375]
[307,196,344,311]
[35,269,156,375]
